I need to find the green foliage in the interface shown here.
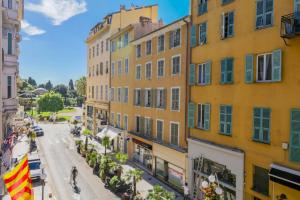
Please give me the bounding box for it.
[54,84,68,97]
[125,169,144,196]
[45,80,53,91]
[109,176,121,189]
[28,77,37,86]
[115,152,128,164]
[146,185,175,200]
[69,79,75,90]
[37,92,63,112]
[102,136,110,155]
[75,76,86,97]
[83,129,92,136]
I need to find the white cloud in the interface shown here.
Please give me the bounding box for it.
[25,0,87,26]
[22,37,31,41]
[21,20,46,36]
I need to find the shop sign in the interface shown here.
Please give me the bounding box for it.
[132,138,152,150]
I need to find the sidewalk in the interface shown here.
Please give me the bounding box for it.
[78,135,184,199]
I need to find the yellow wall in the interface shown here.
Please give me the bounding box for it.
[190,0,300,199]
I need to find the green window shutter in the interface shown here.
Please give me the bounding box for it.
[253,107,271,143]
[245,54,254,83]
[253,108,262,141]
[189,64,196,85]
[204,104,210,130]
[290,110,300,163]
[227,58,234,83]
[190,25,197,48]
[221,59,226,84]
[188,102,195,128]
[220,105,226,134]
[226,106,232,135]
[204,61,211,85]
[272,49,282,82]
[8,33,12,55]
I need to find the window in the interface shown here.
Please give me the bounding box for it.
[145,118,152,136]
[156,120,163,141]
[221,58,234,84]
[136,44,141,58]
[111,41,116,52]
[146,40,152,55]
[170,122,179,146]
[156,89,165,109]
[220,105,232,135]
[110,88,115,101]
[101,41,104,53]
[135,116,143,133]
[7,76,12,98]
[172,56,181,75]
[96,44,99,56]
[197,104,210,130]
[256,0,273,29]
[105,85,108,101]
[89,48,91,59]
[106,61,109,74]
[92,86,95,99]
[106,40,109,51]
[221,11,234,39]
[96,64,99,76]
[92,46,95,57]
[7,33,12,55]
[290,110,300,163]
[198,0,207,15]
[136,65,141,80]
[134,89,141,106]
[169,29,181,48]
[100,63,103,75]
[158,35,165,52]
[110,113,115,126]
[8,0,12,9]
[111,62,115,77]
[116,114,121,128]
[199,22,207,45]
[117,88,122,102]
[118,37,122,49]
[222,0,234,5]
[145,89,152,107]
[171,88,180,111]
[253,166,269,196]
[257,53,272,82]
[253,108,271,143]
[123,87,128,103]
[145,62,152,79]
[157,59,165,77]
[100,85,103,100]
[118,60,122,76]
[124,115,128,130]
[125,58,129,74]
[198,62,211,85]
[124,32,129,47]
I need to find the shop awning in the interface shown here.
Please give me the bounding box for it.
[96,126,120,140]
[269,164,300,190]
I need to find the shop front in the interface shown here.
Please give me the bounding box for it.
[132,138,153,172]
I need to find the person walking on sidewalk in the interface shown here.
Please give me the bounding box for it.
[183,182,190,200]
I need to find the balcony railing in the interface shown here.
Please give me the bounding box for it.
[281,12,300,38]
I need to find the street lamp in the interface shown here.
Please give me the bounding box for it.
[40,166,47,200]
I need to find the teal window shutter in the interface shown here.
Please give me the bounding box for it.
[188,102,195,128]
[190,25,197,48]
[272,49,282,82]
[245,54,254,83]
[253,107,271,143]
[204,61,211,85]
[227,58,234,83]
[220,105,232,135]
[189,64,196,85]
[221,60,226,84]
[204,104,210,130]
[8,33,12,55]
[290,110,300,163]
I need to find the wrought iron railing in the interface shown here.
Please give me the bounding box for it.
[281,12,300,38]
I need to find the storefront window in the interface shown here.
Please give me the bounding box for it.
[168,164,184,190]
[155,158,167,179]
[133,144,153,171]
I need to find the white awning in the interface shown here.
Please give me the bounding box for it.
[96,127,121,140]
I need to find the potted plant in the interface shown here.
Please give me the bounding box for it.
[146,185,175,200]
[82,129,92,151]
[109,175,121,192]
[115,152,128,178]
[99,155,111,181]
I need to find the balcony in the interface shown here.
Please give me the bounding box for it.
[3,98,18,113]
[281,12,300,38]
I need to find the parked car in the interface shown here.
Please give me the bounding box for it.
[28,153,42,181]
[32,126,44,137]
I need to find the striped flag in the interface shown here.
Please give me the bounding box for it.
[3,155,34,200]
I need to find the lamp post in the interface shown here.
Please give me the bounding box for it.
[40,166,47,200]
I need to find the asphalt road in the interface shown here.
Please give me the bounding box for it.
[37,123,119,200]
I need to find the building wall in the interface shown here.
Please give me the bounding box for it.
[190,0,300,199]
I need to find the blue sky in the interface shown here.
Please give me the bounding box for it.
[20,0,189,86]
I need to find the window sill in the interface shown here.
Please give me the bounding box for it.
[219,132,232,137]
[221,0,234,6]
[220,82,234,85]
[256,80,278,83]
[255,24,273,31]
[171,109,180,112]
[197,83,209,86]
[252,139,270,145]
[198,12,207,16]
[195,127,209,131]
[221,35,234,40]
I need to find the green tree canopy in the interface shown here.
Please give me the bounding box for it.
[75,76,86,97]
[147,185,175,200]
[45,80,53,91]
[37,92,64,112]
[54,84,68,97]
[28,77,37,86]
[69,79,75,90]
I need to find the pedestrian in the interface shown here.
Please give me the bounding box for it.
[183,182,190,200]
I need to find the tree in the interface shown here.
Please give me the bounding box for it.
[75,76,86,97]
[45,80,53,91]
[69,79,75,90]
[37,92,64,112]
[54,84,68,97]
[28,77,37,87]
[147,185,175,200]
[38,84,46,89]
[83,129,92,151]
[125,169,144,197]
[102,136,110,156]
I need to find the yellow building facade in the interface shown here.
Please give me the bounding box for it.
[188,0,300,200]
[85,5,158,134]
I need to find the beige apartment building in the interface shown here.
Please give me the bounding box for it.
[85,5,158,134]
[0,0,24,141]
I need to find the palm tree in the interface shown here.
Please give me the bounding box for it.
[82,129,92,151]
[125,169,143,197]
[102,135,110,155]
[115,152,128,178]
[147,185,175,200]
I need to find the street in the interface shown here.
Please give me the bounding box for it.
[37,123,119,200]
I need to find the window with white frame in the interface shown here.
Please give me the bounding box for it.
[136,44,141,58]
[118,60,122,75]
[146,40,152,55]
[100,85,103,100]
[170,122,179,146]
[170,29,181,48]
[197,104,210,130]
[145,62,152,79]
[124,115,128,130]
[124,87,128,103]
[116,113,121,128]
[145,89,152,107]
[156,120,163,141]
[135,89,141,106]
[221,11,234,39]
[156,89,165,109]
[136,65,141,80]
[110,88,115,101]
[171,88,180,111]
[105,85,108,101]
[157,59,165,77]
[117,88,121,102]
[96,86,99,100]
[110,113,115,126]
[125,58,129,74]
[158,35,165,52]
[111,62,115,76]
[257,53,272,82]
[135,116,141,133]
[124,32,129,47]
[172,56,181,75]
[145,118,152,136]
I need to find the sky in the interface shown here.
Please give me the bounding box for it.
[20,0,190,86]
